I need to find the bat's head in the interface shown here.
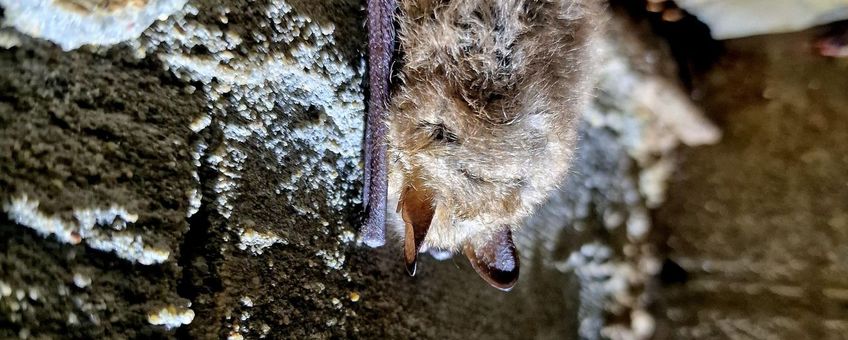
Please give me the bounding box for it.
[386,76,579,289]
[385,0,599,290]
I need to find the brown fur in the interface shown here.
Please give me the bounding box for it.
[386,0,601,259]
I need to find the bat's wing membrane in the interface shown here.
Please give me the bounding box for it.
[362,0,397,248]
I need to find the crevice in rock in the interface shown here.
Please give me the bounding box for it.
[658,258,688,286]
[175,116,225,339]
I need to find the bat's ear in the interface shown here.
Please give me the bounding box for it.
[464,228,519,291]
[398,185,435,276]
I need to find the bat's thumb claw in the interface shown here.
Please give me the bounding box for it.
[362,234,386,248]
[361,217,386,248]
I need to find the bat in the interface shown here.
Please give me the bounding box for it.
[363,0,600,290]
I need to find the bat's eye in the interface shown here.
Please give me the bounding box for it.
[420,122,459,143]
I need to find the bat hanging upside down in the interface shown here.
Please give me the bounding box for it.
[362,0,600,290]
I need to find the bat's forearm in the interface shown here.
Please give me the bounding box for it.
[367,0,396,101]
[362,0,396,248]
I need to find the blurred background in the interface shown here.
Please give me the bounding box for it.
[617,1,848,338]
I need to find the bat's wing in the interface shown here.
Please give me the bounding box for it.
[362,0,397,248]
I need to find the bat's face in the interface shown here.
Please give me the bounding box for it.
[387,80,575,250]
[378,0,598,290]
[385,69,580,290]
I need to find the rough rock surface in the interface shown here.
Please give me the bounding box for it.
[654,29,848,339]
[0,1,716,339]
[0,34,202,338]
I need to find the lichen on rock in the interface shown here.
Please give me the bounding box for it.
[4,195,169,265]
[147,305,195,330]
